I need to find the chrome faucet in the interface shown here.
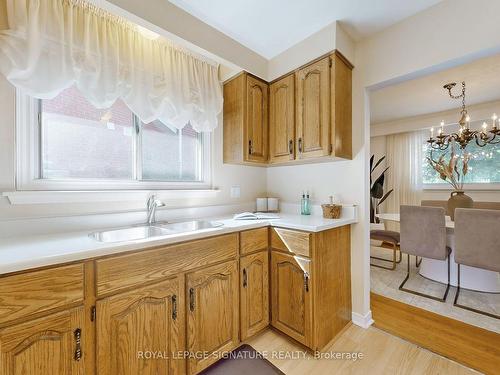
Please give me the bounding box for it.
[146,194,165,225]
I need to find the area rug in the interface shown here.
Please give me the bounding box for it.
[200,344,285,374]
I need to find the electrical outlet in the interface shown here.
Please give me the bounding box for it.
[230,185,241,198]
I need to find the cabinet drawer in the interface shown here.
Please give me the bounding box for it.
[240,227,268,255]
[96,233,238,296]
[0,264,84,325]
[271,228,311,257]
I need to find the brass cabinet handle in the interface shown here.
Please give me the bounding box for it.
[74,328,82,361]
[172,295,177,320]
[189,288,195,312]
[242,268,247,288]
[303,272,309,292]
[288,139,293,155]
[248,140,253,155]
[298,138,303,153]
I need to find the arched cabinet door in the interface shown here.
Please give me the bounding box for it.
[96,278,184,375]
[186,260,239,375]
[245,75,269,163]
[296,56,331,159]
[270,74,295,163]
[271,251,313,347]
[0,307,86,375]
[240,251,269,340]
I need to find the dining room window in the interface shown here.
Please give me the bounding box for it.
[422,141,500,185]
[17,86,211,190]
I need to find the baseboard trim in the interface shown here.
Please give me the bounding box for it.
[371,292,500,375]
[351,310,374,328]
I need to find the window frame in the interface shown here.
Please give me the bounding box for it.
[16,91,212,191]
[421,135,500,191]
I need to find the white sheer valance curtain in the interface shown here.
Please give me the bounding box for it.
[384,130,426,228]
[0,0,223,132]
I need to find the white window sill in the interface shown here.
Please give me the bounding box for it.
[423,183,500,191]
[2,189,221,205]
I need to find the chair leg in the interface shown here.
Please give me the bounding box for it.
[370,242,398,270]
[399,252,450,302]
[453,264,500,320]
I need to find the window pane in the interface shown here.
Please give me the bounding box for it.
[141,121,202,181]
[41,86,134,179]
[423,142,500,184]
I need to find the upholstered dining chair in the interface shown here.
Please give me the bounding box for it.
[370,230,401,270]
[399,205,451,302]
[454,208,500,320]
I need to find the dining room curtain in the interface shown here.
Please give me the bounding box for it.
[0,0,223,132]
[384,130,426,229]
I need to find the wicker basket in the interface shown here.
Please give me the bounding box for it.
[321,204,342,219]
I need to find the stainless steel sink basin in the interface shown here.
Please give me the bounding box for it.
[89,225,174,243]
[90,220,223,243]
[155,220,223,232]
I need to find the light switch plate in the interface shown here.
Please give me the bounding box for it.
[230,185,241,198]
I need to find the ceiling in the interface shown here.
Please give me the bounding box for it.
[370,53,500,124]
[168,0,441,59]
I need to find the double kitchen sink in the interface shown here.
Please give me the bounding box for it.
[90,220,224,243]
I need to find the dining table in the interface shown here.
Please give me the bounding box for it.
[377,213,500,293]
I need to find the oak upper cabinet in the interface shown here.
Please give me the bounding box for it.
[96,278,184,375]
[296,56,331,160]
[223,73,269,165]
[271,251,313,347]
[0,307,86,375]
[186,260,239,374]
[330,52,353,159]
[240,251,269,340]
[269,74,295,163]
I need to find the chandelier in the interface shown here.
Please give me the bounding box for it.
[427,81,500,150]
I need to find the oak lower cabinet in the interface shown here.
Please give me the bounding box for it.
[270,251,313,347]
[186,260,239,374]
[240,251,269,340]
[0,307,86,375]
[270,226,352,351]
[96,277,184,375]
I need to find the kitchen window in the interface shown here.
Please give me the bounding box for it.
[422,141,500,188]
[16,86,211,191]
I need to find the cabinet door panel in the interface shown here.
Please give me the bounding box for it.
[97,278,184,375]
[245,76,268,162]
[296,57,330,159]
[0,307,85,375]
[271,251,312,347]
[186,261,239,374]
[270,74,295,163]
[240,252,269,340]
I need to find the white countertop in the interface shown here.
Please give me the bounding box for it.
[0,213,357,275]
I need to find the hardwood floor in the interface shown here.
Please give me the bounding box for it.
[246,325,478,375]
[371,292,500,375]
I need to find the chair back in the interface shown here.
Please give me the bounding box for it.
[421,200,500,210]
[400,205,447,260]
[455,208,500,272]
